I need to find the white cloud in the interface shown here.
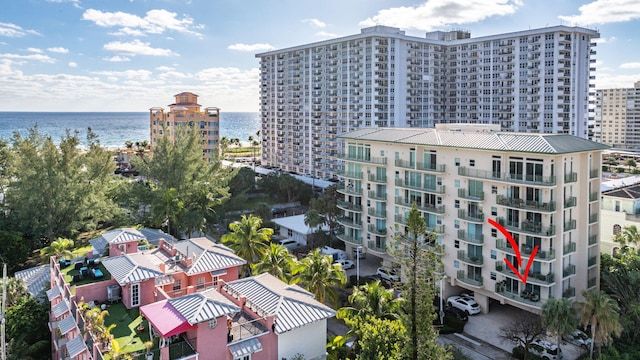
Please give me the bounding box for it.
[46,0,81,9]
[48,47,69,54]
[0,22,41,38]
[620,62,640,69]
[92,69,153,80]
[559,0,640,25]
[68,62,77,68]
[359,0,522,31]
[315,31,340,39]
[103,55,131,62]
[228,43,274,52]
[0,53,55,63]
[103,39,177,56]
[27,48,43,53]
[155,65,175,71]
[302,19,327,28]
[82,9,203,38]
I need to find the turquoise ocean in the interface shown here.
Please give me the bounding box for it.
[0,112,260,149]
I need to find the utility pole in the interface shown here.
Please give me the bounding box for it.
[1,263,7,360]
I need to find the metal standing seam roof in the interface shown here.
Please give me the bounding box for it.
[65,335,88,358]
[228,337,263,358]
[173,239,246,276]
[602,183,640,199]
[168,289,240,325]
[101,228,146,244]
[14,264,50,298]
[339,128,610,154]
[224,273,336,334]
[101,255,164,285]
[52,299,70,318]
[46,285,63,301]
[57,315,78,336]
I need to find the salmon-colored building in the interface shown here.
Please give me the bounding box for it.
[150,92,221,158]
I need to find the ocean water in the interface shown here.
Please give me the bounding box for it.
[0,112,260,149]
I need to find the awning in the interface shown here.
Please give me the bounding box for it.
[228,337,263,358]
[140,300,196,338]
[66,335,88,358]
[46,286,63,301]
[52,300,70,318]
[57,316,78,336]
[211,269,227,277]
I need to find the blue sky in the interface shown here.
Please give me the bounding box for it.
[1,0,639,112]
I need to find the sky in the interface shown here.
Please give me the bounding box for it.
[1,0,639,112]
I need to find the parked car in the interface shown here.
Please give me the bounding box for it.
[278,239,301,251]
[444,306,469,322]
[563,329,592,349]
[376,266,400,282]
[530,339,563,360]
[446,295,481,315]
[361,274,392,288]
[334,259,355,270]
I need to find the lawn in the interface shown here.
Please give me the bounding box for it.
[103,302,155,358]
[60,261,111,292]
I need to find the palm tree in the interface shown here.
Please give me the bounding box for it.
[541,298,577,352]
[151,187,183,237]
[0,278,28,308]
[219,136,230,159]
[577,290,623,359]
[626,158,637,172]
[251,243,297,283]
[40,237,74,260]
[613,225,640,250]
[222,214,273,274]
[304,209,325,247]
[292,249,346,307]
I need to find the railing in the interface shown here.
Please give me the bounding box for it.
[337,200,362,212]
[497,217,554,236]
[590,168,599,179]
[563,264,576,277]
[457,230,484,245]
[368,240,387,253]
[564,196,577,207]
[368,191,387,201]
[589,213,598,223]
[563,287,576,299]
[336,169,363,179]
[588,256,597,267]
[394,214,406,225]
[458,188,485,201]
[338,153,388,165]
[495,195,556,212]
[456,270,483,287]
[458,167,556,186]
[394,179,446,193]
[564,219,576,231]
[395,159,415,169]
[367,208,387,218]
[563,242,576,254]
[589,192,599,202]
[337,184,363,196]
[337,216,362,228]
[368,173,387,183]
[458,209,484,222]
[495,261,555,286]
[416,162,446,172]
[495,239,556,260]
[494,287,542,307]
[368,224,387,235]
[337,233,363,245]
[457,250,484,266]
[169,337,197,359]
[564,172,577,183]
[588,234,598,245]
[395,197,445,214]
[588,277,597,288]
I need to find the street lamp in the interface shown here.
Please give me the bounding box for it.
[356,246,363,285]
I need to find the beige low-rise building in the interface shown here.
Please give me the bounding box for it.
[600,183,640,255]
[337,125,608,314]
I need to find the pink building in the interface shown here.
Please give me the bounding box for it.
[141,273,336,360]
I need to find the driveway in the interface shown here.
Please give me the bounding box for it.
[462,301,586,360]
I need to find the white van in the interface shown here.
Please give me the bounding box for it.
[353,247,366,259]
[320,246,347,262]
[530,339,563,360]
[279,239,301,252]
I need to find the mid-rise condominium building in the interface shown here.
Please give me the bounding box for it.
[593,81,640,149]
[150,92,220,157]
[336,125,607,314]
[256,25,599,179]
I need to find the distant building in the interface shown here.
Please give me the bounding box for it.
[256,25,599,179]
[337,125,607,314]
[593,81,640,149]
[150,92,220,158]
[600,183,640,255]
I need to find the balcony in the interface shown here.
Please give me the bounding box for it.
[368,224,387,236]
[495,262,555,286]
[495,239,556,261]
[458,188,485,201]
[456,270,484,288]
[564,172,577,183]
[368,191,387,201]
[457,250,484,266]
[338,153,388,165]
[458,167,556,186]
[395,197,445,214]
[563,264,576,277]
[337,216,362,229]
[494,286,542,308]
[458,209,484,223]
[588,277,597,288]
[395,159,415,169]
[589,192,599,202]
[394,214,406,225]
[394,179,445,194]
[368,208,387,218]
[368,240,387,254]
[589,213,598,224]
[496,217,555,237]
[588,256,597,267]
[590,168,599,179]
[337,169,363,179]
[368,173,387,183]
[564,196,577,208]
[496,195,556,212]
[563,287,576,298]
[337,232,363,246]
[588,234,598,245]
[416,162,446,173]
[457,230,484,245]
[564,219,576,231]
[337,184,363,196]
[563,241,576,254]
[337,200,363,212]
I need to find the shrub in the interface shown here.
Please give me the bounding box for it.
[512,346,542,360]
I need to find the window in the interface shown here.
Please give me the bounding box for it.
[454,240,460,248]
[212,276,219,288]
[490,272,497,280]
[196,277,205,290]
[131,283,140,307]
[455,200,460,209]
[491,185,497,194]
[491,207,497,216]
[454,220,460,229]
[454,179,460,188]
[454,260,459,269]
[469,159,475,167]
[613,224,621,235]
[208,318,217,329]
[491,228,497,237]
[173,280,182,292]
[455,157,461,166]
[491,249,497,260]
